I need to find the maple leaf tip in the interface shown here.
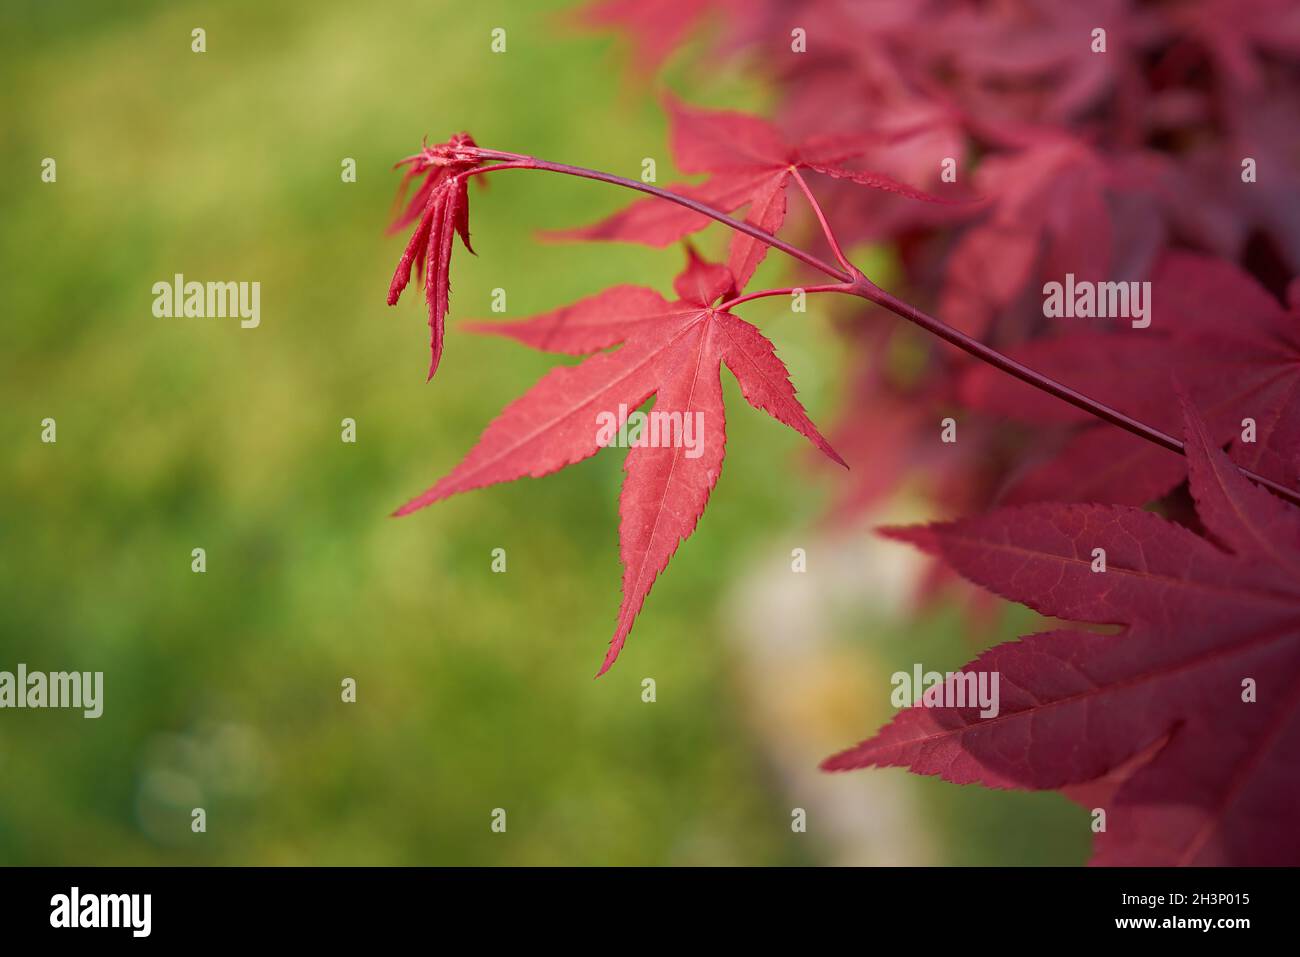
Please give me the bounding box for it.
[426,351,443,382]
[876,523,940,552]
[818,749,860,773]
[595,633,629,677]
[392,492,436,518]
[393,484,450,517]
[536,226,580,245]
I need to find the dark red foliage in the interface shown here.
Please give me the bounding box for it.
[383,0,1300,866]
[959,252,1300,506]
[572,0,1300,865]
[825,403,1300,865]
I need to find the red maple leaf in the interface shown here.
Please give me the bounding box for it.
[824,401,1300,866]
[920,0,1153,126]
[960,252,1300,506]
[1161,87,1300,276]
[554,96,948,292]
[936,136,1160,340]
[396,250,844,674]
[1170,0,1300,93]
[581,0,734,75]
[386,134,482,380]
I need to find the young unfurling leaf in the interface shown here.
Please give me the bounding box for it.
[387,133,482,380]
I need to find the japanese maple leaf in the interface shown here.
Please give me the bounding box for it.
[554,96,946,291]
[921,0,1154,126]
[959,252,1300,506]
[824,401,1300,866]
[938,136,1125,340]
[1163,88,1300,275]
[721,1,935,135]
[789,98,971,248]
[387,134,481,380]
[581,0,738,75]
[818,321,1009,523]
[1171,0,1300,93]
[396,251,844,673]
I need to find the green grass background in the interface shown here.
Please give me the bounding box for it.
[0,0,1088,865]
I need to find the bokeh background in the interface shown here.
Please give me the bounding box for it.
[0,0,1087,865]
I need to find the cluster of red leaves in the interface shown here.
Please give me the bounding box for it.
[578,0,1300,864]
[589,0,1300,511]
[826,401,1300,865]
[960,253,1300,505]
[386,107,942,674]
[383,0,1300,866]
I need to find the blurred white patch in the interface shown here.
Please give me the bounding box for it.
[721,500,936,865]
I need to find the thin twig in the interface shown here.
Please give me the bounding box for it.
[466,152,854,282]
[789,167,854,272]
[719,283,853,311]
[462,151,1300,508]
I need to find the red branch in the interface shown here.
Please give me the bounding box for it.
[460,149,1300,508]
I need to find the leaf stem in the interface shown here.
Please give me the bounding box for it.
[464,150,1300,508]
[467,151,854,283]
[789,167,854,272]
[718,283,853,311]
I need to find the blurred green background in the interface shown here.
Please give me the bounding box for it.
[0,0,1088,865]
